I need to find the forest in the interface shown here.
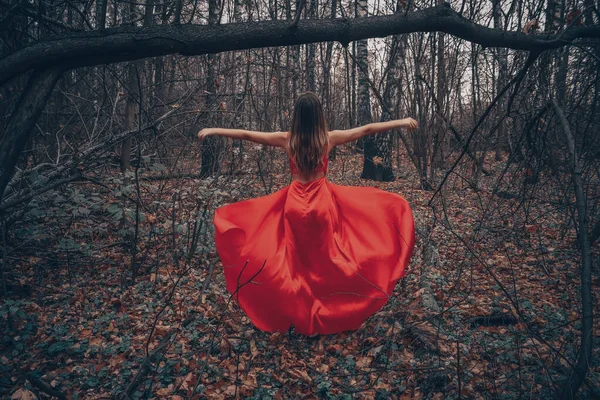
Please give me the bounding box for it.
[1,0,600,398]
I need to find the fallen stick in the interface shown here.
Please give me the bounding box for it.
[27,372,67,400]
[118,331,174,399]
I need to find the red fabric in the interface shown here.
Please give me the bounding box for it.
[289,156,329,175]
[214,165,415,335]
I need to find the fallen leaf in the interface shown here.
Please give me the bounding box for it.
[11,389,37,400]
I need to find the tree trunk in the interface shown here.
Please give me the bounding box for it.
[369,35,402,182]
[431,0,446,173]
[352,39,360,153]
[120,0,143,174]
[173,0,183,24]
[120,63,137,173]
[306,0,317,91]
[552,99,594,399]
[323,0,337,158]
[412,44,430,189]
[493,0,507,161]
[554,0,568,106]
[0,69,62,203]
[200,0,224,178]
[355,0,373,178]
[143,0,154,26]
[470,42,484,190]
[360,0,404,182]
[97,0,108,29]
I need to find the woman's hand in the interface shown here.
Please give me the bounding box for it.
[197,128,216,141]
[402,118,418,130]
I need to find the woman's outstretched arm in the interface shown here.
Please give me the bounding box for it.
[328,118,418,147]
[197,128,288,147]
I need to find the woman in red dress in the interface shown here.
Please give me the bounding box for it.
[197,92,417,335]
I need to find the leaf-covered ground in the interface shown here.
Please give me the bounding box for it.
[2,146,599,399]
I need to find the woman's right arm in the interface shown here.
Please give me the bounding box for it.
[328,118,418,147]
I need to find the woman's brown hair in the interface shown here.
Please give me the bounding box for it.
[289,92,329,175]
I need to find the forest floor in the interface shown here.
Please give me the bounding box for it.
[2,145,599,399]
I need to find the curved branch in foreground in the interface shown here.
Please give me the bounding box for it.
[1,4,600,85]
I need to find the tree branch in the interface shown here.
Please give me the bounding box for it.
[1,4,599,85]
[0,170,82,212]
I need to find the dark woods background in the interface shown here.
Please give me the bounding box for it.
[1,0,600,398]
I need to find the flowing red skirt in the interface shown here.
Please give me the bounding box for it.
[214,177,415,335]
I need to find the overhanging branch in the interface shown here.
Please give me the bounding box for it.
[1,4,600,85]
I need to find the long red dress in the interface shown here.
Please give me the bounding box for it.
[213,154,415,335]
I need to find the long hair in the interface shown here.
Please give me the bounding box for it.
[289,92,329,175]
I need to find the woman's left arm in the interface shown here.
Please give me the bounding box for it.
[198,128,288,148]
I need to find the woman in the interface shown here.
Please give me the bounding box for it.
[198,92,417,335]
